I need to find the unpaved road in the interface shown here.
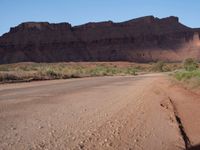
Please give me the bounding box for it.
[0,74,200,150]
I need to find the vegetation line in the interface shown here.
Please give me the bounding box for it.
[0,63,139,83]
[0,61,184,84]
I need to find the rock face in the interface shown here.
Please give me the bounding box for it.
[0,16,200,64]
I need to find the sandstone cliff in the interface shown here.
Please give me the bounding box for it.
[0,16,200,64]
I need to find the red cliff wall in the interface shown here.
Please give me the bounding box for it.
[0,16,200,64]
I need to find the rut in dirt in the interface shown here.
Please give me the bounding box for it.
[168,97,191,149]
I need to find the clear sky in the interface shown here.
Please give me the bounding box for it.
[0,0,200,35]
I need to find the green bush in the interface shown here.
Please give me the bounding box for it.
[174,70,200,81]
[183,58,199,71]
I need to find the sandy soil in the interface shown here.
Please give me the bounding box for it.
[0,74,199,150]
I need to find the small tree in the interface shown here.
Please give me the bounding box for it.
[183,58,199,71]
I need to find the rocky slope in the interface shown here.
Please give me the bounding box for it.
[0,16,200,64]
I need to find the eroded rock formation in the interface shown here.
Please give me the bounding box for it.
[0,16,200,64]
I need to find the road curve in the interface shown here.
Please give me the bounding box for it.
[0,74,185,150]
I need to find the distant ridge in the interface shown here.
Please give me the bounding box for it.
[0,16,200,64]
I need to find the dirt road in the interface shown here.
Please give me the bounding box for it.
[0,74,199,150]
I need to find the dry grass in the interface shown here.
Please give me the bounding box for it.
[0,62,182,83]
[0,62,137,83]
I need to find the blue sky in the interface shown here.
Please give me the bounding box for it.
[0,0,200,35]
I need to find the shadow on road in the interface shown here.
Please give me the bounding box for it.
[188,144,200,150]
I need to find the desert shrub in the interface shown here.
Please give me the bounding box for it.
[174,69,200,88]
[151,61,165,72]
[0,65,10,71]
[125,67,136,75]
[174,70,200,81]
[18,65,31,71]
[134,65,144,71]
[40,67,62,79]
[168,64,182,71]
[88,65,136,76]
[162,65,171,72]
[0,73,19,81]
[46,69,58,77]
[105,67,119,75]
[89,66,108,76]
[183,58,199,71]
